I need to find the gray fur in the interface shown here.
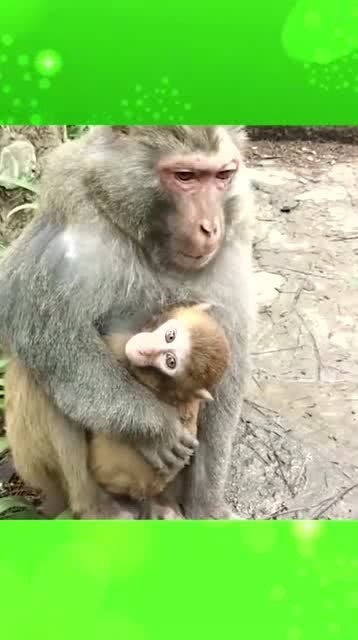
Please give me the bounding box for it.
[0,125,255,518]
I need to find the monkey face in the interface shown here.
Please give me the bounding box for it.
[96,126,246,272]
[157,129,241,271]
[124,303,229,404]
[124,318,191,376]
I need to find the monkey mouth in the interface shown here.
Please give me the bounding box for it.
[181,252,204,260]
[177,250,217,270]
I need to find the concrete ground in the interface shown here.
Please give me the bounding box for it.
[228,139,358,519]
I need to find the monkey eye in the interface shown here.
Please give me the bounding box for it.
[165,328,176,343]
[175,171,195,182]
[165,352,177,369]
[216,169,235,180]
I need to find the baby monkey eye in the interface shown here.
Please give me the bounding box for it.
[175,171,195,182]
[165,328,176,343]
[165,353,177,369]
[216,169,235,180]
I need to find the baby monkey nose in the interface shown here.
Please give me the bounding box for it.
[139,346,163,357]
[200,219,218,238]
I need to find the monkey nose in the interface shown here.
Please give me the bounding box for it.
[139,347,162,357]
[138,340,167,357]
[199,219,218,238]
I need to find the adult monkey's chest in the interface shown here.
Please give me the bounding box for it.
[103,268,209,336]
[102,240,242,335]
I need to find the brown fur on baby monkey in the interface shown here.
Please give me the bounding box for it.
[89,303,230,505]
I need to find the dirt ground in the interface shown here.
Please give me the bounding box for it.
[227,139,358,519]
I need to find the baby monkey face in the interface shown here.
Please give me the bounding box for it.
[124,319,190,376]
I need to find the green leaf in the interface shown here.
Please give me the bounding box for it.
[0,398,4,410]
[0,496,43,519]
[0,359,8,369]
[0,436,9,455]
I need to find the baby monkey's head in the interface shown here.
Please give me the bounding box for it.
[125,303,230,401]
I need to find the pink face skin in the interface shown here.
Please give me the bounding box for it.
[125,319,191,377]
[158,136,240,271]
[125,318,214,401]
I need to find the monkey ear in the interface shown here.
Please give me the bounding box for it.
[195,388,214,401]
[192,303,213,313]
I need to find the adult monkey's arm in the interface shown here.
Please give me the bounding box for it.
[0,215,194,466]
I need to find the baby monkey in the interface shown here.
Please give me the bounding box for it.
[89,303,230,518]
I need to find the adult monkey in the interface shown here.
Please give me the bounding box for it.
[0,126,255,519]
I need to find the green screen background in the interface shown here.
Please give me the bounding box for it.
[2,521,358,638]
[1,1,358,638]
[0,1,358,123]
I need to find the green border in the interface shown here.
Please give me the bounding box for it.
[1,521,358,638]
[0,1,357,123]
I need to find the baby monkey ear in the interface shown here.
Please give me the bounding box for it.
[195,388,214,401]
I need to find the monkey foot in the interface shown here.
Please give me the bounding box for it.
[144,500,184,520]
[183,503,240,520]
[77,495,141,519]
[110,496,141,519]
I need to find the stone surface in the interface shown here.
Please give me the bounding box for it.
[227,139,358,519]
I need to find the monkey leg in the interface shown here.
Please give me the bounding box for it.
[50,416,141,519]
[140,402,200,519]
[144,478,184,519]
[38,474,67,518]
[142,403,200,520]
[138,467,186,520]
[7,441,66,519]
[89,434,168,501]
[143,500,184,520]
[136,404,200,520]
[181,398,241,519]
[5,363,66,517]
[5,359,138,520]
[8,436,66,519]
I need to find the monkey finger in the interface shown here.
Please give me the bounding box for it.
[171,442,196,462]
[138,447,165,472]
[159,448,185,470]
[179,431,199,451]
